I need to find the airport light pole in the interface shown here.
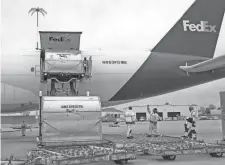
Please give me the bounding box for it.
[28,7,47,50]
[3,83,5,100]
[39,91,43,141]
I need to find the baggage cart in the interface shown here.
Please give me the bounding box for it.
[104,133,225,161]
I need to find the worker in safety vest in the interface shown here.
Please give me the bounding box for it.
[147,106,159,137]
[124,106,136,139]
[183,106,197,140]
[21,120,27,136]
[8,155,14,165]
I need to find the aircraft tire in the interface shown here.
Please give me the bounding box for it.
[209,152,223,158]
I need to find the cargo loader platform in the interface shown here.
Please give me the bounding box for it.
[14,95,136,165]
[1,142,135,165]
[22,140,136,165]
[103,133,225,160]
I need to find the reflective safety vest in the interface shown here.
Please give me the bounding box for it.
[190,110,197,120]
[186,110,197,123]
[191,110,196,117]
[150,113,159,123]
[83,60,88,66]
[124,111,135,123]
[21,123,27,129]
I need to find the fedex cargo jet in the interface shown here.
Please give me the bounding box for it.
[1,0,225,110]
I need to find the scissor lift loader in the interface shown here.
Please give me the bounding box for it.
[39,31,92,97]
[20,31,136,165]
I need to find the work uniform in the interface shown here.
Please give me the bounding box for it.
[148,108,159,136]
[21,121,27,136]
[124,108,136,138]
[184,108,197,140]
[8,155,13,165]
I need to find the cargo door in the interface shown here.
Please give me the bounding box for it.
[39,31,84,74]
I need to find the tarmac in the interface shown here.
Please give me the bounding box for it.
[1,120,225,165]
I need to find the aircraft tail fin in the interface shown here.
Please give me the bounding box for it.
[151,0,225,58]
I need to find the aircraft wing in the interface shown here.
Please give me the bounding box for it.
[0,128,21,133]
[179,55,225,73]
[1,103,39,113]
[1,125,38,133]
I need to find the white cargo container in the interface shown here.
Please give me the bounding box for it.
[40,96,102,142]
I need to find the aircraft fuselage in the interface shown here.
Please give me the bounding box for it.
[2,50,225,107]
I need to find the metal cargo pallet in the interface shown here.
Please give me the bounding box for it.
[22,140,136,165]
[103,133,225,160]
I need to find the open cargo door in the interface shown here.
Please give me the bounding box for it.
[39,31,85,75]
[219,91,225,140]
[39,31,82,51]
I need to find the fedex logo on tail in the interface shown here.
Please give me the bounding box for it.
[183,20,216,33]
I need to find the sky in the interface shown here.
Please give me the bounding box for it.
[1,0,225,107]
[3,0,219,53]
